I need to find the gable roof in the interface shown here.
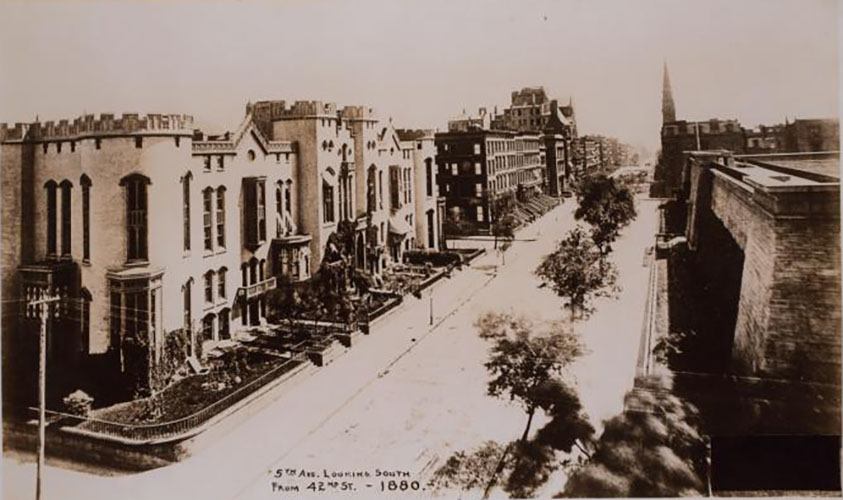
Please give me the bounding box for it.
[192,112,295,155]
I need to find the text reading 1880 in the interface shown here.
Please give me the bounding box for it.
[380,480,421,492]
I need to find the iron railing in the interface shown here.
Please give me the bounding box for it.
[30,352,307,444]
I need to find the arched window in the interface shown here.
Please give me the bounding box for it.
[275,184,284,237]
[259,259,266,282]
[58,180,72,256]
[183,278,193,332]
[202,313,215,343]
[120,174,150,262]
[81,175,92,261]
[204,270,214,303]
[322,180,335,223]
[217,266,227,300]
[216,186,226,248]
[367,166,376,213]
[249,258,258,285]
[284,180,292,214]
[182,172,192,252]
[44,180,58,257]
[218,308,230,339]
[424,158,433,197]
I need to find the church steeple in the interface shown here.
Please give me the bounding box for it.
[662,61,676,124]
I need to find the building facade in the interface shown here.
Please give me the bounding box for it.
[491,87,577,135]
[435,129,543,234]
[396,129,445,251]
[1,101,440,403]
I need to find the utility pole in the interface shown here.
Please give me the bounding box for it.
[30,294,60,500]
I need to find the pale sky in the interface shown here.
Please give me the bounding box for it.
[0,0,839,155]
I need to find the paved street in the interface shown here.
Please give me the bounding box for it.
[3,198,659,500]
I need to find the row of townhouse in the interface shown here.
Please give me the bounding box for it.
[0,101,443,401]
[434,129,545,233]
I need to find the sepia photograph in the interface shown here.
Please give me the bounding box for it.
[0,0,840,498]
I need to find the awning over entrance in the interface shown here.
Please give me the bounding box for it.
[388,216,412,237]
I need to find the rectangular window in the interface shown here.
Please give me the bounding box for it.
[257,181,266,242]
[124,290,147,344]
[203,156,211,171]
[218,268,227,299]
[183,281,192,330]
[217,156,224,171]
[378,171,383,209]
[475,183,483,196]
[477,206,484,222]
[110,291,121,354]
[473,143,481,154]
[244,181,257,246]
[216,189,226,248]
[474,162,481,175]
[451,164,458,176]
[203,189,213,251]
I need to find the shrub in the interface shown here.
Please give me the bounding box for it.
[63,390,94,416]
[403,250,463,268]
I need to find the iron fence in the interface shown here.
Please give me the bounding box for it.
[29,352,307,444]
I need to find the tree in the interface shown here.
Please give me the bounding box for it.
[430,441,508,492]
[535,227,619,321]
[490,193,519,250]
[560,376,707,498]
[492,212,517,250]
[533,380,595,456]
[574,174,637,257]
[432,313,593,498]
[476,312,584,442]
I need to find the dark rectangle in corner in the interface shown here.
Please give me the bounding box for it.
[711,434,841,492]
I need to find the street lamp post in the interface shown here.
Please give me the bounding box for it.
[429,289,433,326]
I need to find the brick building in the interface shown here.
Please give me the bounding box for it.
[434,129,543,234]
[1,101,442,404]
[491,87,577,135]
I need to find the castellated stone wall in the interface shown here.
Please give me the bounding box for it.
[1,113,194,142]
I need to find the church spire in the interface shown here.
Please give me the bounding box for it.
[662,61,676,124]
